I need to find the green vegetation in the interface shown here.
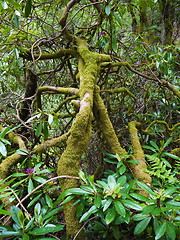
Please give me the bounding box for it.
[0,0,179,239]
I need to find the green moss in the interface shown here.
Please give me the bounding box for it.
[128,121,151,184]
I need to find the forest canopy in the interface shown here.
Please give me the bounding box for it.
[0,0,180,239]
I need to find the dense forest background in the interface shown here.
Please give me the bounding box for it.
[0,0,180,239]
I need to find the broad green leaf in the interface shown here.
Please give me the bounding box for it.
[117,175,127,186]
[13,14,19,27]
[36,121,43,137]
[23,234,29,240]
[16,149,28,156]
[142,204,156,214]
[43,121,48,140]
[0,209,12,215]
[25,217,34,230]
[0,231,21,237]
[136,181,155,196]
[10,206,23,227]
[114,200,126,217]
[130,193,149,202]
[2,1,8,9]
[29,225,64,235]
[0,138,11,145]
[163,152,180,160]
[134,217,151,235]
[119,165,126,175]
[150,141,159,150]
[103,198,112,211]
[79,205,98,222]
[27,194,42,208]
[34,203,41,216]
[127,159,140,164]
[105,208,116,224]
[28,179,34,194]
[11,173,27,177]
[25,0,32,17]
[166,201,180,207]
[43,207,63,220]
[45,194,53,208]
[163,137,172,149]
[166,222,176,240]
[107,175,116,189]
[133,213,148,221]
[105,5,111,15]
[0,141,7,157]
[33,176,46,184]
[121,199,142,211]
[61,195,74,204]
[48,114,53,125]
[94,196,101,208]
[155,221,167,240]
[143,145,157,152]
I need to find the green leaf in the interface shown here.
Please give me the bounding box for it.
[36,121,43,137]
[28,179,34,194]
[11,172,27,177]
[27,194,43,208]
[119,165,126,175]
[79,205,98,222]
[0,138,11,145]
[163,137,172,149]
[121,199,142,211]
[155,221,167,240]
[142,204,156,214]
[0,141,7,157]
[0,209,12,216]
[61,195,74,204]
[94,196,101,208]
[107,175,116,189]
[143,145,157,152]
[29,225,64,235]
[48,114,54,125]
[43,207,63,221]
[33,176,46,184]
[23,233,29,240]
[43,121,48,140]
[136,181,155,196]
[133,213,148,221]
[105,208,116,224]
[134,217,151,235]
[114,200,126,217]
[34,203,41,216]
[130,193,149,202]
[163,152,180,160]
[105,5,111,15]
[0,231,21,237]
[16,149,29,156]
[103,198,112,211]
[150,141,159,150]
[45,194,53,208]
[13,14,19,27]
[117,175,127,186]
[2,1,8,9]
[10,206,23,227]
[166,222,176,240]
[127,159,140,164]
[25,0,32,17]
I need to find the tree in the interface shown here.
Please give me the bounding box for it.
[0,0,179,239]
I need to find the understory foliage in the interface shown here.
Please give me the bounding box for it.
[0,0,180,239]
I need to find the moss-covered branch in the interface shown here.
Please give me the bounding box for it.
[20,49,78,60]
[101,61,180,98]
[128,121,151,184]
[144,120,180,133]
[36,86,79,110]
[94,86,126,157]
